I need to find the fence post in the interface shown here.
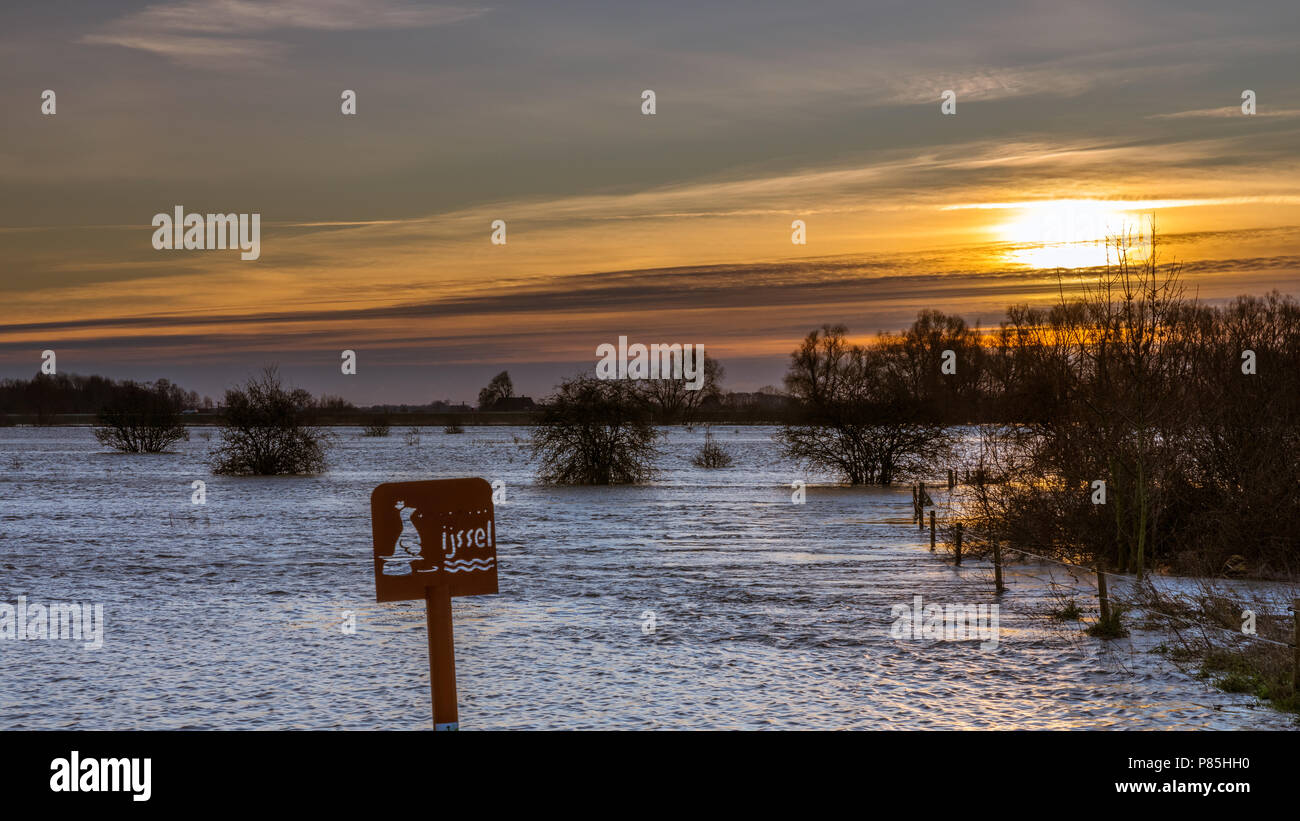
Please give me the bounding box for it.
[1293,598,1299,688]
[993,538,1004,595]
[1097,565,1111,625]
[911,483,918,524]
[929,510,936,552]
[918,483,925,530]
[954,523,963,567]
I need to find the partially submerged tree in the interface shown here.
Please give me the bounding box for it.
[531,375,659,484]
[211,367,329,475]
[777,324,952,484]
[94,381,188,453]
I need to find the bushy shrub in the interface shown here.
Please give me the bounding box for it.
[94,381,188,453]
[691,425,733,468]
[211,367,328,475]
[531,375,659,484]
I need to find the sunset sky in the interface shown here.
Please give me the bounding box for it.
[2,0,1298,403]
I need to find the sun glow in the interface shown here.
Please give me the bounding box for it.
[994,200,1137,269]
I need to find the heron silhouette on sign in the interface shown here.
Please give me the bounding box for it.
[378,500,439,576]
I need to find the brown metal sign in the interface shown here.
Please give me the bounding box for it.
[369,477,499,731]
[371,477,498,603]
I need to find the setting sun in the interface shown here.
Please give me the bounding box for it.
[995,200,1137,269]
[996,200,1132,244]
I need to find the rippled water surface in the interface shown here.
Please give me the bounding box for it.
[0,426,1292,730]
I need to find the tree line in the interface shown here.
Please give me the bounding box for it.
[0,373,211,420]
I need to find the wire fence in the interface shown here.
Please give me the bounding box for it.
[906,480,1299,652]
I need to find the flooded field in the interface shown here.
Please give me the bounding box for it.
[0,426,1291,730]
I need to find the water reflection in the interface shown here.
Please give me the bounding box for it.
[0,426,1290,730]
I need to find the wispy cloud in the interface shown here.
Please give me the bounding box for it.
[5,226,1295,367]
[81,0,487,68]
[942,196,1300,211]
[1149,106,1300,120]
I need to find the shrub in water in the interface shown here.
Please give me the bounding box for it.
[211,367,328,475]
[94,381,188,453]
[531,375,659,484]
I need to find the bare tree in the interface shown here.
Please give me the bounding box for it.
[887,309,983,419]
[966,227,1206,576]
[635,354,724,424]
[1071,228,1189,574]
[777,324,952,484]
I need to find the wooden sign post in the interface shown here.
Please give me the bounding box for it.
[371,477,498,731]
